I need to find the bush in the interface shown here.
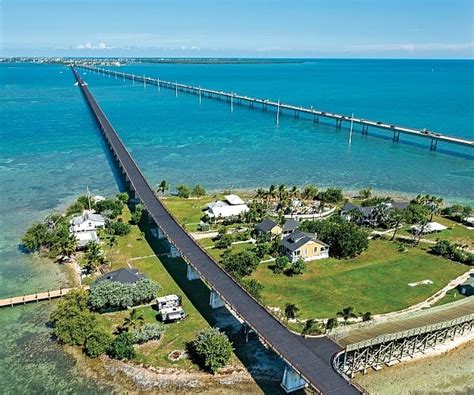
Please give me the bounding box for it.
[66,201,85,216]
[302,319,323,335]
[253,242,269,259]
[89,279,161,311]
[85,328,113,358]
[289,258,307,275]
[325,318,338,330]
[430,240,473,265]
[241,278,263,300]
[116,192,130,204]
[192,184,206,197]
[319,188,343,204]
[50,290,96,346]
[108,332,136,360]
[108,220,131,236]
[95,198,124,219]
[215,234,233,249]
[273,256,289,274]
[176,184,191,198]
[221,250,259,278]
[130,204,144,225]
[131,323,166,344]
[190,328,233,374]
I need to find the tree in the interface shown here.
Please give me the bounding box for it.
[176,184,191,198]
[253,242,269,259]
[58,233,77,262]
[302,319,323,335]
[319,188,343,204]
[302,185,318,201]
[361,312,372,322]
[116,192,130,204]
[277,184,288,203]
[108,332,136,360]
[241,278,263,300]
[108,220,131,236]
[273,256,289,274]
[192,184,206,198]
[221,250,259,278]
[107,235,118,250]
[371,203,393,228]
[50,290,96,346]
[22,223,49,251]
[66,201,85,216]
[284,303,299,322]
[83,241,105,274]
[337,307,357,325]
[325,318,338,331]
[359,188,372,200]
[85,328,113,358]
[289,258,307,275]
[157,180,169,196]
[190,328,233,374]
[390,210,404,241]
[404,203,429,224]
[215,234,233,249]
[130,204,144,225]
[94,198,124,219]
[122,309,145,332]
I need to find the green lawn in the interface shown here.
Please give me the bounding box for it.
[432,288,468,307]
[400,215,473,249]
[98,206,211,370]
[250,240,470,319]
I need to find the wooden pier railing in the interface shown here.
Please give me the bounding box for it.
[0,286,90,308]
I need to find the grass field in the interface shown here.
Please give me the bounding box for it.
[250,240,469,320]
[401,215,473,249]
[98,206,212,370]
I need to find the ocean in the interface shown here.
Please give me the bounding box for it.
[0,59,473,393]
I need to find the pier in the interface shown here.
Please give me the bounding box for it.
[76,65,474,153]
[0,286,88,308]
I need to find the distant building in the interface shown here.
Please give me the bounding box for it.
[255,218,282,239]
[96,268,145,284]
[281,219,300,237]
[75,230,100,249]
[280,230,329,263]
[341,201,410,226]
[410,222,447,235]
[70,210,106,233]
[458,277,474,296]
[204,194,249,220]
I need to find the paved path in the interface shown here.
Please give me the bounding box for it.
[72,67,361,395]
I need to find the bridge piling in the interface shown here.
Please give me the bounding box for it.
[281,366,307,393]
[209,290,225,309]
[186,264,200,281]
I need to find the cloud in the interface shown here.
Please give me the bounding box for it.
[76,41,112,50]
[347,42,474,53]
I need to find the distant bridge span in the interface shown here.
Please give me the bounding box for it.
[71,67,362,394]
[76,64,474,153]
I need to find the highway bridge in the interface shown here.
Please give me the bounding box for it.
[71,67,363,394]
[75,64,474,153]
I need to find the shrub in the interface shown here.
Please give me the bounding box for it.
[116,192,130,204]
[85,328,113,358]
[108,220,131,236]
[108,332,136,360]
[176,184,191,198]
[95,198,124,219]
[215,234,233,249]
[273,256,289,274]
[325,318,338,330]
[89,279,161,311]
[253,242,269,259]
[302,319,323,335]
[289,258,306,275]
[430,240,473,265]
[131,323,166,344]
[66,201,85,216]
[130,204,144,225]
[192,184,206,197]
[221,250,259,278]
[190,328,233,374]
[241,278,263,300]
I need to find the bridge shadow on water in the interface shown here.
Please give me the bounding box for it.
[136,217,288,394]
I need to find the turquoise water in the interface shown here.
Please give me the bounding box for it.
[0,60,473,392]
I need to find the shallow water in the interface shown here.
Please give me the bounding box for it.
[0,60,473,393]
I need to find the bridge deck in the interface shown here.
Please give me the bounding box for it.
[71,67,360,394]
[335,297,474,348]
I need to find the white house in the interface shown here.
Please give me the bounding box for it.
[75,230,100,249]
[70,210,106,233]
[204,194,249,220]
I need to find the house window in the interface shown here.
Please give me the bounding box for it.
[314,246,318,253]
[303,249,307,256]
[295,250,300,256]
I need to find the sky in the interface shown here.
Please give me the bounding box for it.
[1,0,473,58]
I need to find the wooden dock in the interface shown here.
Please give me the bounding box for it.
[0,286,89,308]
[76,64,474,153]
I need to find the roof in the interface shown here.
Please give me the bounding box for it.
[256,218,279,232]
[411,222,447,233]
[224,194,246,206]
[282,219,300,232]
[281,230,328,252]
[96,268,145,284]
[75,230,99,247]
[389,201,410,210]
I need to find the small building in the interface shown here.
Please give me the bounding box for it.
[410,222,447,235]
[75,230,100,249]
[70,210,106,233]
[255,218,282,238]
[281,219,300,237]
[280,230,329,263]
[156,294,181,310]
[458,277,474,296]
[341,201,410,226]
[463,216,474,227]
[96,267,145,284]
[204,194,249,220]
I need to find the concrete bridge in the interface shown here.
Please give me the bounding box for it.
[75,64,474,153]
[71,66,363,394]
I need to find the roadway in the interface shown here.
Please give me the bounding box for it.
[71,67,361,394]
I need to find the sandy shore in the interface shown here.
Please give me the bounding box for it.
[356,338,474,394]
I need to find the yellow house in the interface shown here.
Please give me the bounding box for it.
[255,218,282,239]
[280,231,329,263]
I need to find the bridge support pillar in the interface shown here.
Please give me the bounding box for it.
[186,264,200,280]
[168,243,181,258]
[209,290,225,309]
[362,124,369,135]
[393,131,400,142]
[430,139,438,151]
[281,366,307,393]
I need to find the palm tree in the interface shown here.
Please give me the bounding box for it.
[122,309,145,331]
[255,188,267,204]
[157,179,169,196]
[284,303,299,322]
[84,241,104,273]
[268,184,277,203]
[337,306,357,325]
[58,234,77,262]
[302,185,318,202]
[278,184,287,204]
[390,210,404,241]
